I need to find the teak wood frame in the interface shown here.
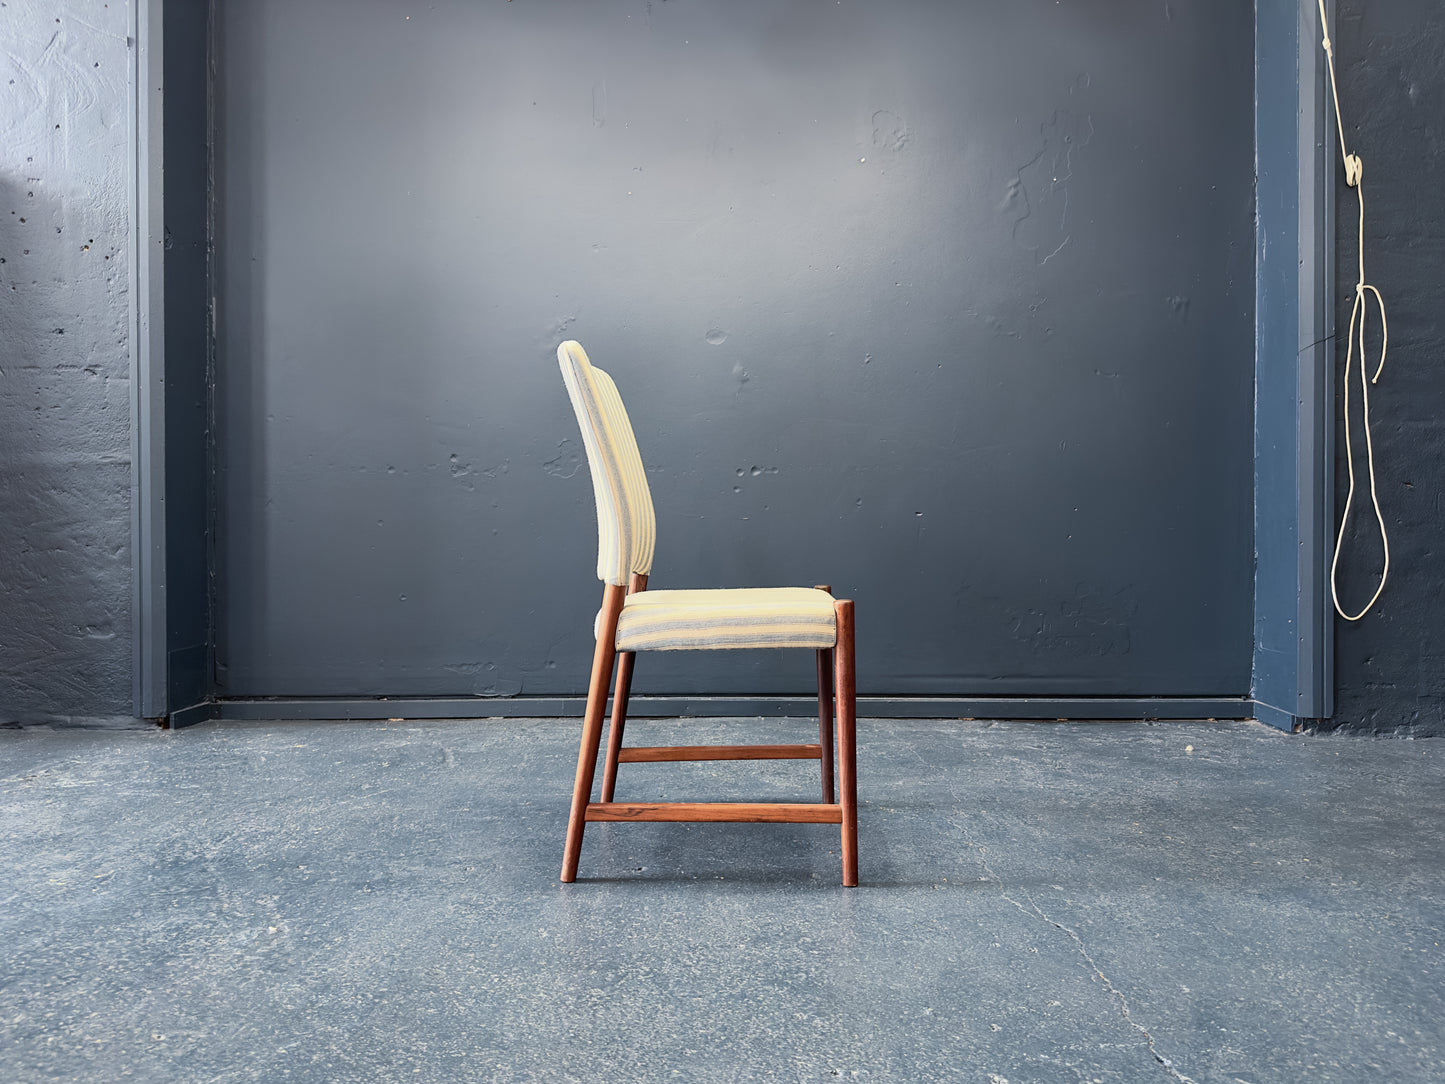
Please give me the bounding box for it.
[561,577,859,886]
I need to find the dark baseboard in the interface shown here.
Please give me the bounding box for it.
[171,695,1259,727]
[167,701,221,729]
[0,714,160,730]
[1250,700,1307,733]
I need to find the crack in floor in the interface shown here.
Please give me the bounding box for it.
[933,746,1197,1084]
[995,882,1198,1084]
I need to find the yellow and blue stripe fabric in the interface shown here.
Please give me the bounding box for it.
[557,341,656,586]
[561,339,838,652]
[611,587,838,651]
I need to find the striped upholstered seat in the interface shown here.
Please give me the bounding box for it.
[613,587,838,652]
[555,340,858,886]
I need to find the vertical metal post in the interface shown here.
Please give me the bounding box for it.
[1251,0,1334,730]
[1297,0,1336,720]
[131,0,168,719]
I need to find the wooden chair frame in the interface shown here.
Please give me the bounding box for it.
[561,576,858,886]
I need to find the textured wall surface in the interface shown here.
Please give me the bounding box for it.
[212,0,1257,701]
[1327,0,1445,735]
[18,2,1430,726]
[0,1,133,722]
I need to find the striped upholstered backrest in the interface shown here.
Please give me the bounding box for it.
[557,340,657,585]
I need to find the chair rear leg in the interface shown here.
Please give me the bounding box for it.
[813,585,835,803]
[601,650,636,803]
[562,584,624,882]
[833,599,858,887]
[815,648,835,803]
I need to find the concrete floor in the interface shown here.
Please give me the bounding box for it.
[1,717,1442,1084]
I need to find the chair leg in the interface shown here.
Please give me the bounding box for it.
[813,585,835,803]
[815,648,835,803]
[833,599,858,887]
[601,650,635,803]
[562,584,625,883]
[600,573,647,804]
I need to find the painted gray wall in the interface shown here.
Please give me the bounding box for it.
[2,0,1436,729]
[1327,0,1445,736]
[0,1,133,723]
[213,0,1257,700]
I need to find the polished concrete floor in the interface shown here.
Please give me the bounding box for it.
[2,717,1442,1083]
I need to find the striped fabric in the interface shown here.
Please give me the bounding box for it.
[557,341,657,586]
[611,587,838,651]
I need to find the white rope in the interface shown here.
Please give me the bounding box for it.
[1318,0,1390,621]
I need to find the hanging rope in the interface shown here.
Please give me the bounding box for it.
[1318,0,1390,621]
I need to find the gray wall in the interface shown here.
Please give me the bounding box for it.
[21,1,1438,730]
[213,0,1258,701]
[0,1,133,723]
[1327,0,1445,736]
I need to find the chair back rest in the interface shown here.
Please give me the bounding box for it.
[557,340,657,585]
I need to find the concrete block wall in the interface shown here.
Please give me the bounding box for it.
[1326,0,1445,735]
[0,0,134,723]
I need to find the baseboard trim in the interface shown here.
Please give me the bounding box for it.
[168,701,221,729]
[180,695,1257,727]
[0,713,160,730]
[1251,700,1306,733]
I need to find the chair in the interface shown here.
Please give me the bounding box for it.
[556,340,858,886]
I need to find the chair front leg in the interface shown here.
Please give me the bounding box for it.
[833,599,858,887]
[600,573,647,804]
[562,583,626,882]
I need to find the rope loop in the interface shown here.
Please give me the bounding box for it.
[1318,0,1391,621]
